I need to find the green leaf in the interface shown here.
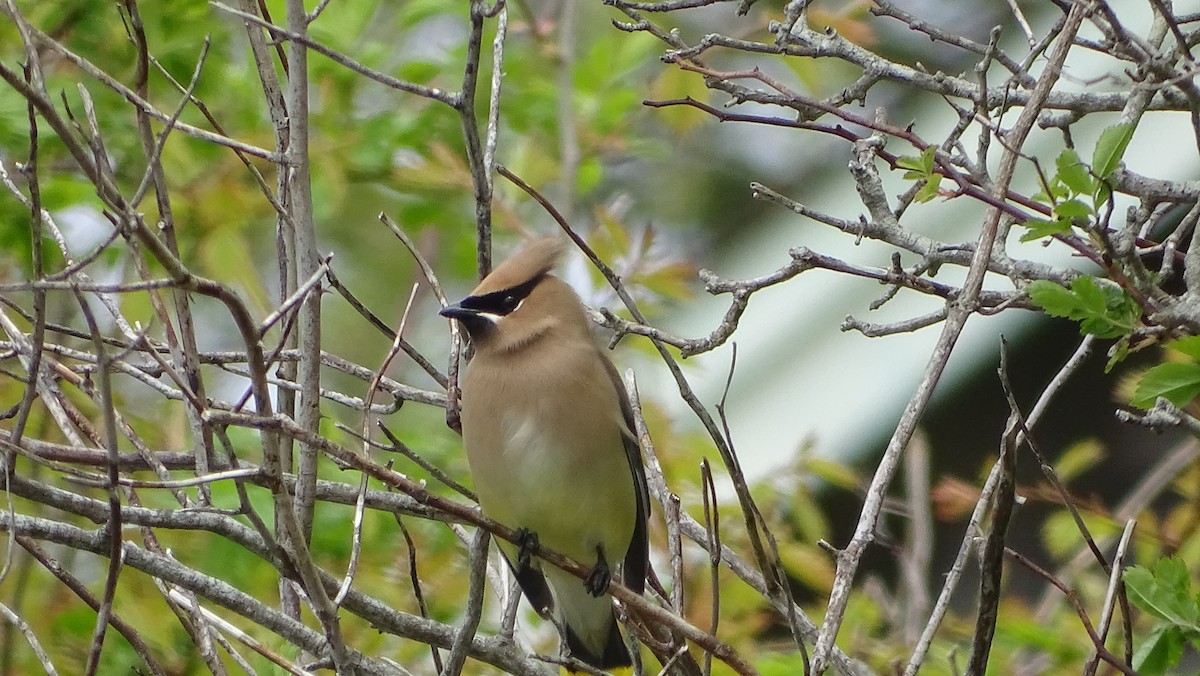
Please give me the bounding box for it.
[1124,558,1200,627]
[1055,148,1094,194]
[1124,566,1158,609]
[1027,279,1081,317]
[1027,277,1139,339]
[1071,275,1108,313]
[1124,559,1200,676]
[1133,624,1183,676]
[1051,180,1071,201]
[1131,362,1200,408]
[1053,198,1092,221]
[919,145,936,172]
[1019,217,1072,243]
[1167,335,1200,361]
[1032,177,1071,205]
[897,146,936,176]
[1093,122,1135,180]
[1081,277,1139,337]
[913,175,942,203]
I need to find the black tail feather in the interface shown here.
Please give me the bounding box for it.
[513,563,553,616]
[564,612,631,672]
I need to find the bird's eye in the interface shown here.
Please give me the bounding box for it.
[502,294,517,311]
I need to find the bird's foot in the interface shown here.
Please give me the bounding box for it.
[585,546,611,597]
[514,527,540,570]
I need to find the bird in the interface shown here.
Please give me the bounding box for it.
[440,237,649,675]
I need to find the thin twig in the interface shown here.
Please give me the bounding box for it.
[439,528,490,676]
[700,460,720,676]
[1003,548,1137,676]
[1083,519,1137,676]
[76,285,123,676]
[0,602,58,676]
[336,283,420,606]
[965,346,1021,676]
[209,1,458,106]
[906,335,1095,674]
[813,7,1089,669]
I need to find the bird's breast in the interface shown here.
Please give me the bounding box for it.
[460,367,636,563]
[450,252,644,664]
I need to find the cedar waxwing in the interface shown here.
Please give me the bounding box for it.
[440,237,649,674]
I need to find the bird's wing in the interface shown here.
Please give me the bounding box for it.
[507,551,554,616]
[602,353,650,596]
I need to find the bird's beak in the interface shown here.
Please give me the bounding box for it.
[439,301,478,321]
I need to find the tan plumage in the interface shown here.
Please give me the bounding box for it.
[441,238,649,673]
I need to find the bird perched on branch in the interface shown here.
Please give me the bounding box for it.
[440,237,649,674]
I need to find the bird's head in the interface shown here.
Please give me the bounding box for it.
[440,237,588,354]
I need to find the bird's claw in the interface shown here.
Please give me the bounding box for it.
[585,546,611,597]
[514,527,540,570]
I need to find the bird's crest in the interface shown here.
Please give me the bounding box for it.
[472,237,565,295]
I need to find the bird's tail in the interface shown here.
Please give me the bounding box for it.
[563,610,632,675]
